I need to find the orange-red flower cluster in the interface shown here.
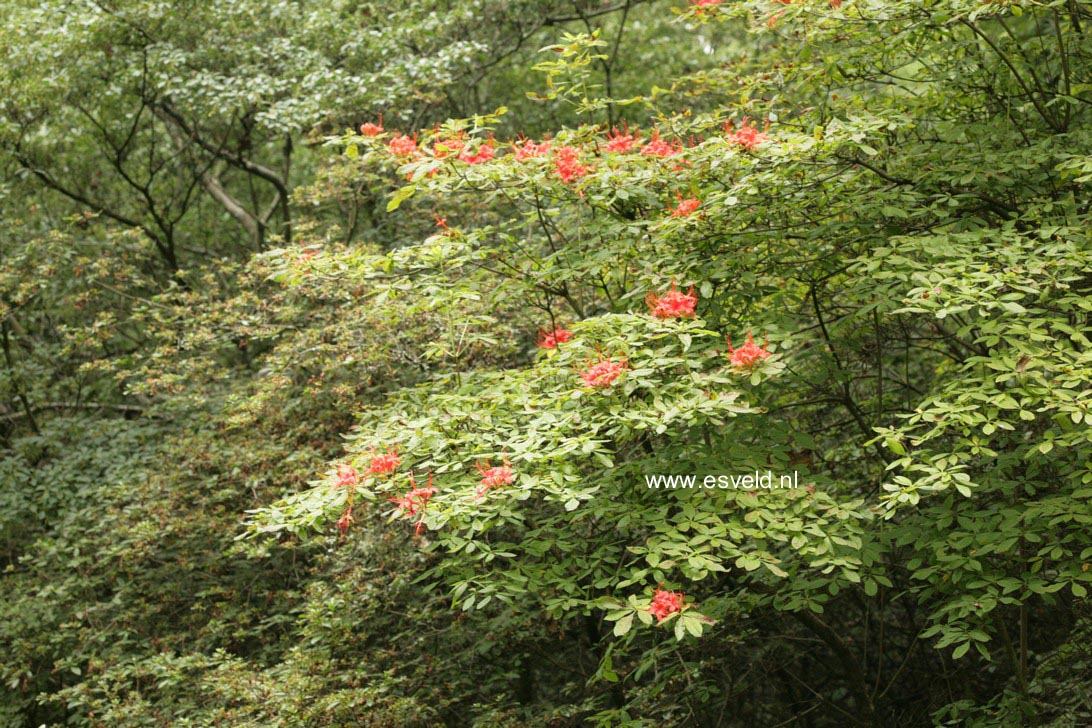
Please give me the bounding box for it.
[554,146,589,183]
[640,131,679,158]
[724,118,769,149]
[367,446,401,477]
[335,464,359,488]
[459,142,495,165]
[513,138,551,161]
[605,126,638,153]
[433,133,466,159]
[390,472,438,535]
[646,283,698,319]
[580,354,628,388]
[649,587,685,622]
[537,327,573,349]
[389,133,418,157]
[668,196,701,218]
[690,0,725,16]
[476,460,516,497]
[727,332,771,369]
[360,116,384,137]
[336,506,355,536]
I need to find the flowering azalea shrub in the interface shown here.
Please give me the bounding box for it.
[239,1,1092,725]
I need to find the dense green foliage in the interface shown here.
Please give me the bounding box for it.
[3,1,1092,726]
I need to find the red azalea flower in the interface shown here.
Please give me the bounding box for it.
[649,587,685,622]
[293,248,319,268]
[640,131,678,158]
[389,478,435,517]
[537,327,573,349]
[554,146,588,183]
[335,464,359,488]
[459,141,495,165]
[691,0,725,14]
[336,506,355,536]
[476,459,516,497]
[389,133,418,157]
[433,133,466,159]
[360,115,384,137]
[513,138,551,161]
[646,283,698,319]
[580,354,629,388]
[367,446,401,477]
[390,472,437,535]
[605,126,637,153]
[727,332,772,369]
[668,196,701,218]
[724,117,769,149]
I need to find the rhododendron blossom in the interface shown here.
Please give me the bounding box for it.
[360,116,384,137]
[293,249,319,268]
[649,587,685,622]
[458,142,495,165]
[640,131,677,158]
[668,196,701,218]
[512,138,551,161]
[554,146,588,183]
[725,118,769,149]
[433,135,465,159]
[367,446,401,477]
[389,472,437,535]
[580,354,629,388]
[605,126,637,153]
[691,0,725,15]
[537,327,573,349]
[335,464,359,488]
[476,459,515,497]
[727,332,772,369]
[646,283,698,319]
[336,506,355,536]
[388,134,418,157]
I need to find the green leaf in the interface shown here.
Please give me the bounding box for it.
[387,184,417,212]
